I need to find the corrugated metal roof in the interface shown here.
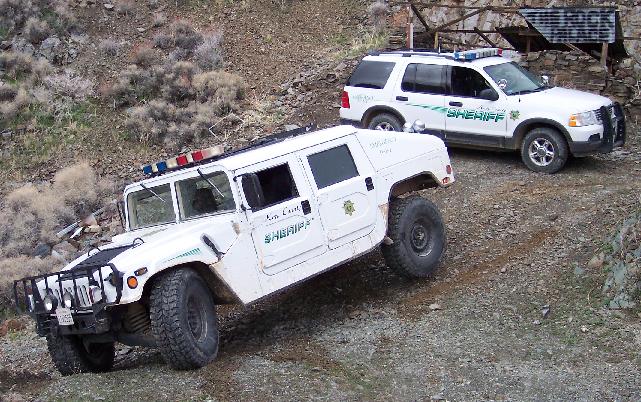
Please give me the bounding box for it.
[519,7,616,44]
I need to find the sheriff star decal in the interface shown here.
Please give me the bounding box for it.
[343,200,355,216]
[510,110,521,121]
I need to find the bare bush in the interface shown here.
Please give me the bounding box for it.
[0,256,55,312]
[367,1,388,33]
[44,71,94,100]
[168,48,189,62]
[98,38,120,57]
[193,70,245,107]
[0,0,76,38]
[194,32,223,70]
[131,46,161,68]
[24,17,51,44]
[152,12,166,27]
[153,32,173,50]
[0,163,114,258]
[0,84,17,102]
[171,20,203,50]
[115,0,134,16]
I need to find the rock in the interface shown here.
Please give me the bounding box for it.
[500,266,507,273]
[548,214,559,222]
[284,124,300,131]
[533,319,541,325]
[137,27,146,33]
[85,224,102,233]
[429,303,442,311]
[573,265,586,277]
[53,241,78,260]
[32,243,51,257]
[580,325,588,333]
[39,36,63,63]
[541,305,550,318]
[11,37,35,55]
[104,3,114,9]
[431,394,446,401]
[587,253,604,270]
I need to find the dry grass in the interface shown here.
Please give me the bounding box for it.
[194,32,223,70]
[23,17,51,44]
[0,256,55,315]
[98,38,120,57]
[131,46,161,68]
[367,1,388,34]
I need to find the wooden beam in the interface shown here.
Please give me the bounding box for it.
[408,0,430,31]
[473,27,496,47]
[601,42,609,68]
[428,7,490,35]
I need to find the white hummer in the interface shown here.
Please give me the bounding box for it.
[340,48,626,173]
[15,125,454,374]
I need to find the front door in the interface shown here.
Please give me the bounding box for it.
[238,155,326,276]
[444,66,508,146]
[298,137,377,250]
[393,62,448,137]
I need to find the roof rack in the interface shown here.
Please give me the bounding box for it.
[369,47,503,62]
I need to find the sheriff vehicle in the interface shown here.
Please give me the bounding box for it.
[14,125,454,374]
[340,48,626,173]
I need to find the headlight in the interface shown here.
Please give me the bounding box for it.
[569,110,598,127]
[43,293,57,312]
[89,286,103,304]
[62,291,73,308]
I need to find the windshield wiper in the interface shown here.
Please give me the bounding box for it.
[140,183,166,203]
[197,168,224,198]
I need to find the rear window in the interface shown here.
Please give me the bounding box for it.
[347,60,395,89]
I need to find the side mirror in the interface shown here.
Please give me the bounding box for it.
[240,173,264,210]
[541,75,550,86]
[479,88,499,101]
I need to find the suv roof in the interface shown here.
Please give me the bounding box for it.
[364,48,509,67]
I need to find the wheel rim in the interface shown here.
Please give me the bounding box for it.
[187,295,207,341]
[528,138,555,167]
[374,122,395,131]
[409,219,433,256]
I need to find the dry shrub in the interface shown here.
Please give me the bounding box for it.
[368,1,388,33]
[0,87,31,123]
[171,20,203,50]
[0,256,55,312]
[0,163,114,258]
[107,64,157,106]
[152,12,166,27]
[153,32,173,50]
[0,0,75,38]
[98,38,120,57]
[194,32,223,70]
[24,17,51,44]
[44,71,94,100]
[115,0,134,16]
[193,70,245,106]
[131,46,161,68]
[168,48,189,62]
[0,84,17,102]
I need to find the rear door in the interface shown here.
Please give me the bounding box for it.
[297,137,377,250]
[238,155,327,276]
[392,62,448,137]
[444,66,508,145]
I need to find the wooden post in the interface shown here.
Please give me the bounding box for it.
[601,42,608,68]
[434,32,439,49]
[526,36,531,53]
[406,5,412,48]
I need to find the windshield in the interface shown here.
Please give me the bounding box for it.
[127,184,176,230]
[176,171,235,219]
[484,61,546,95]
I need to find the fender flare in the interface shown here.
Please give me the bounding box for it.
[362,106,406,128]
[512,118,572,149]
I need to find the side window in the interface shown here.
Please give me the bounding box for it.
[450,66,493,98]
[254,164,299,208]
[127,184,175,229]
[347,61,395,89]
[176,172,235,219]
[307,145,359,189]
[401,63,446,95]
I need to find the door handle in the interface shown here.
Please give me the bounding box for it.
[301,200,311,215]
[396,96,408,101]
[449,101,463,107]
[365,177,374,191]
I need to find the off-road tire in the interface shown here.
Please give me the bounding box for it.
[382,195,446,278]
[521,127,569,174]
[150,268,219,370]
[46,330,115,375]
[367,113,403,131]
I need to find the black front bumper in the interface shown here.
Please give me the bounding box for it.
[569,103,626,157]
[14,263,123,336]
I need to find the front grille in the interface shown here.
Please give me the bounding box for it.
[53,284,93,308]
[595,104,615,123]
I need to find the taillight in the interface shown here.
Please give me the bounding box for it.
[446,164,452,174]
[341,90,350,109]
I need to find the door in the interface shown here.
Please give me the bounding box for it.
[445,66,508,145]
[298,137,377,250]
[393,63,447,137]
[238,155,326,276]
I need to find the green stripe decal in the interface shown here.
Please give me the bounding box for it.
[167,248,201,261]
[407,103,449,114]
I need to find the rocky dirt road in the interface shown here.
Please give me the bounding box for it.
[2,133,641,401]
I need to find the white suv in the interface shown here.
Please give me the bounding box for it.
[340,48,626,173]
[14,125,454,374]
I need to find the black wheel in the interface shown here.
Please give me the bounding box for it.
[150,268,219,370]
[382,195,446,278]
[46,330,115,375]
[521,127,568,173]
[367,113,403,131]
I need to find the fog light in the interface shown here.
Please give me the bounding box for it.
[89,286,103,304]
[43,294,57,312]
[62,291,73,308]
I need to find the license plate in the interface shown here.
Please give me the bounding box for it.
[55,308,74,325]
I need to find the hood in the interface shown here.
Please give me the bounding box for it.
[517,87,611,113]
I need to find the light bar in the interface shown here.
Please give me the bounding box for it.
[453,48,502,61]
[141,145,224,176]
